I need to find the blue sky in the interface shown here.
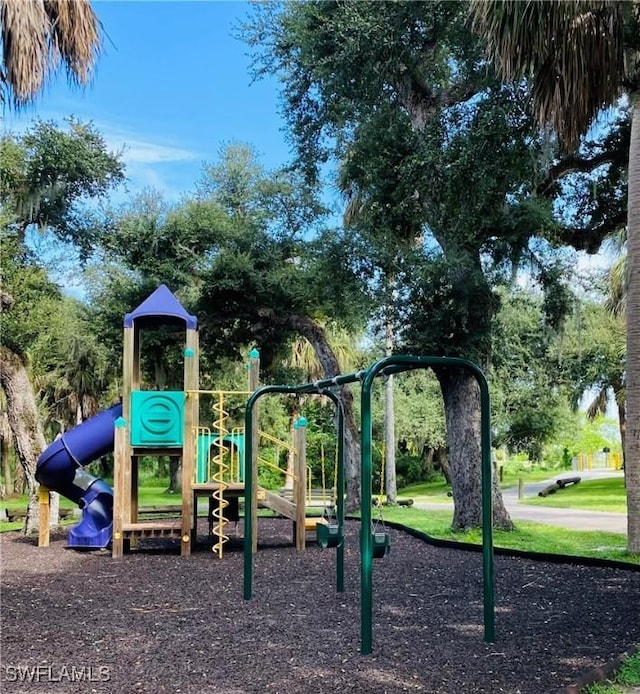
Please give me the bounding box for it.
[1,1,291,201]
[1,0,612,286]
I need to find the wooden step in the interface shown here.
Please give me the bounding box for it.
[259,490,296,519]
[304,517,327,532]
[121,520,182,539]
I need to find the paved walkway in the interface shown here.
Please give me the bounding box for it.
[414,470,628,535]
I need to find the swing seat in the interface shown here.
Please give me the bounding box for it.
[371,531,390,559]
[316,522,343,549]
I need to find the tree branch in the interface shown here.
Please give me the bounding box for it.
[0,290,15,313]
[393,71,477,132]
[537,147,629,196]
[554,209,627,252]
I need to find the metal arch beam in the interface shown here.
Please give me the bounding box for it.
[359,355,494,654]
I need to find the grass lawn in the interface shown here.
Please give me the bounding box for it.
[398,468,558,504]
[583,649,640,693]
[397,478,453,503]
[523,477,627,513]
[0,481,178,532]
[380,506,639,565]
[3,476,638,565]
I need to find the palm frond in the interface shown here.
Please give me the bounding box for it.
[1,0,49,104]
[0,0,100,107]
[469,0,626,148]
[605,253,628,316]
[46,0,100,86]
[586,385,610,419]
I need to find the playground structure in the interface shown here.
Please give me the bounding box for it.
[34,285,495,657]
[35,284,328,557]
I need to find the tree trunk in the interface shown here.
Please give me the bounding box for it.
[618,398,626,474]
[287,314,361,511]
[168,457,182,494]
[1,430,12,494]
[421,446,434,478]
[384,375,397,504]
[382,274,398,503]
[625,94,640,553]
[49,490,61,529]
[435,367,513,530]
[14,458,25,494]
[433,446,452,484]
[0,345,47,534]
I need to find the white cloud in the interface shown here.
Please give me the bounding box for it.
[2,108,200,200]
[102,130,197,165]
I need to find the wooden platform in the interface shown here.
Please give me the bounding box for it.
[192,482,245,494]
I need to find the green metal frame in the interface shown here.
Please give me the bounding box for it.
[242,356,495,656]
[243,384,347,597]
[359,355,494,654]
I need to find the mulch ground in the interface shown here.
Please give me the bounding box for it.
[1,519,639,694]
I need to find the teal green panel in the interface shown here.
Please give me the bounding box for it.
[130,391,184,446]
[197,433,212,483]
[223,433,245,482]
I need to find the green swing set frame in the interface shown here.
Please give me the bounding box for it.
[243,355,495,655]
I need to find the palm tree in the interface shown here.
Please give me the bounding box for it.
[0,0,100,108]
[0,0,101,533]
[469,0,640,551]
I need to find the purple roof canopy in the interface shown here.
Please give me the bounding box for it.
[123,284,198,330]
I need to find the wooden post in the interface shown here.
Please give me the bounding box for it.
[293,417,307,551]
[181,328,199,556]
[248,349,260,553]
[518,477,524,500]
[112,420,127,558]
[38,486,50,547]
[112,326,135,558]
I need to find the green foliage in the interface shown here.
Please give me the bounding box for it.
[490,288,576,461]
[538,262,576,330]
[0,234,62,356]
[402,255,498,364]
[554,300,625,416]
[1,118,124,255]
[563,415,621,459]
[395,452,429,488]
[0,118,127,448]
[94,144,371,375]
[386,370,446,454]
[257,465,285,491]
[244,1,485,183]
[617,651,640,686]
[100,191,231,287]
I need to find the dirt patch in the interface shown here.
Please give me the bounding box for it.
[1,519,639,693]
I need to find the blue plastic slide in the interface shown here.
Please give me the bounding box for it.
[36,404,122,549]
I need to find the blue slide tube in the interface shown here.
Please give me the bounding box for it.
[36,404,122,549]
